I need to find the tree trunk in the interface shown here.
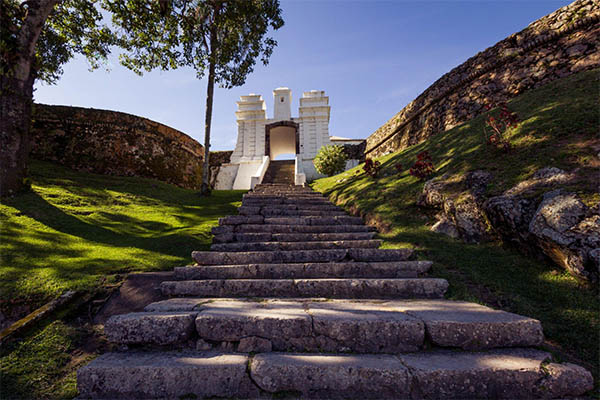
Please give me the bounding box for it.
[200,15,218,196]
[1,0,58,196]
[0,75,35,196]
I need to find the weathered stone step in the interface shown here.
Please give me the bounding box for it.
[238,207,346,217]
[238,204,342,214]
[217,215,363,226]
[264,216,363,225]
[251,349,592,399]
[214,224,375,234]
[175,261,431,280]
[77,351,260,399]
[243,198,332,206]
[192,248,413,265]
[78,349,593,399]
[160,278,448,299]
[210,239,382,252]
[213,231,376,244]
[244,192,323,198]
[107,299,543,352]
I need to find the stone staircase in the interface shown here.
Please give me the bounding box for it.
[262,160,295,184]
[77,184,593,399]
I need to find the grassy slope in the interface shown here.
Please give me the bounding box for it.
[0,160,244,308]
[313,69,599,381]
[0,161,244,399]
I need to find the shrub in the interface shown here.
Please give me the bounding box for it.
[313,145,348,176]
[362,158,381,178]
[483,102,519,152]
[409,151,435,180]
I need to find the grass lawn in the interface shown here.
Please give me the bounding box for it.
[312,69,599,384]
[0,161,244,399]
[0,160,244,310]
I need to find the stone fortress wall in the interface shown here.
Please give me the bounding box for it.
[31,104,204,189]
[365,0,599,158]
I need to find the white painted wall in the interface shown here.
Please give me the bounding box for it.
[232,160,263,190]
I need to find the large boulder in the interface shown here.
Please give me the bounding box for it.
[423,166,598,281]
[528,190,598,280]
[421,171,492,243]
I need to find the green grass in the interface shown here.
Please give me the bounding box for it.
[0,160,244,309]
[312,69,599,382]
[0,321,84,399]
[0,161,244,399]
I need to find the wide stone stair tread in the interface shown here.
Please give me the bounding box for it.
[219,223,376,233]
[213,231,377,243]
[210,239,383,252]
[106,299,543,352]
[217,215,365,226]
[191,248,414,264]
[78,349,593,399]
[174,260,432,279]
[160,278,449,299]
[240,208,348,217]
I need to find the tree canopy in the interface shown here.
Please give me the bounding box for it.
[0,0,283,196]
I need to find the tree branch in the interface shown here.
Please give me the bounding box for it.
[14,0,60,83]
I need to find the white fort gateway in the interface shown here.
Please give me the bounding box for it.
[214,87,360,190]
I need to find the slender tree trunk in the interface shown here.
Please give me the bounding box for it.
[200,16,218,195]
[0,75,35,196]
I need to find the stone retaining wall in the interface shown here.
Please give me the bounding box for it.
[366,0,600,157]
[31,104,204,189]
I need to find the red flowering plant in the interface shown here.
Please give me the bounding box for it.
[483,102,519,152]
[409,151,435,180]
[362,158,381,178]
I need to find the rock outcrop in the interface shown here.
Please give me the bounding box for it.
[421,167,599,281]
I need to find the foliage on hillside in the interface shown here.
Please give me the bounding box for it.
[312,69,599,382]
[0,161,244,311]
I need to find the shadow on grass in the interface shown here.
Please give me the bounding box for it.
[7,191,205,259]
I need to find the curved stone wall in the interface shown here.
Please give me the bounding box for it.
[30,104,204,189]
[366,0,599,158]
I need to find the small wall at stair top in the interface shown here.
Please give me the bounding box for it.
[30,104,204,190]
[365,0,600,158]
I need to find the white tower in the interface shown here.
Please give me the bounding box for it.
[273,87,292,121]
[231,94,267,163]
[298,90,331,159]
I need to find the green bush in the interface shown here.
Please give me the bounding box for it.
[313,145,348,176]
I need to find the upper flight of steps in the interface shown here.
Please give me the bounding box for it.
[262,160,295,184]
[77,183,593,399]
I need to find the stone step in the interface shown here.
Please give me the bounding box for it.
[239,204,342,213]
[238,207,346,217]
[210,239,383,252]
[264,216,363,225]
[215,224,376,234]
[243,198,332,206]
[191,248,414,265]
[160,278,448,299]
[218,215,364,226]
[78,349,593,399]
[107,299,543,352]
[174,261,432,280]
[243,195,326,202]
[212,231,376,243]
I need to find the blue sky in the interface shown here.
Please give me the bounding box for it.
[34,0,571,151]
